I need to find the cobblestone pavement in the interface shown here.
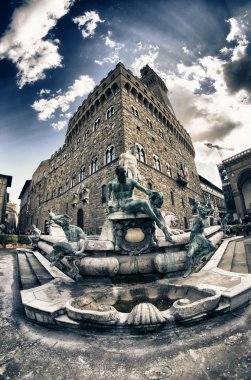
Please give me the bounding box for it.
[1,249,251,380]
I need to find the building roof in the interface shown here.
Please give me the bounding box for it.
[199,174,223,194]
[223,147,251,166]
[0,174,12,187]
[18,180,31,199]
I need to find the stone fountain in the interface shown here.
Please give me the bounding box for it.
[17,154,251,332]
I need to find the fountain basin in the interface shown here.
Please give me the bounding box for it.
[65,282,221,328]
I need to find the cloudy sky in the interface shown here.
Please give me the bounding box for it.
[1,0,251,206]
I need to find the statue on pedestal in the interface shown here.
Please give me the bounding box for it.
[184,205,215,277]
[48,213,88,278]
[119,145,140,180]
[108,165,174,243]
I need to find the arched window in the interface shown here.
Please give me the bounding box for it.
[136,144,146,163]
[80,167,85,181]
[101,185,107,204]
[106,106,114,119]
[71,174,77,187]
[77,209,84,230]
[159,130,164,139]
[153,155,161,171]
[93,118,100,131]
[131,106,139,118]
[84,130,90,140]
[91,158,99,174]
[146,118,153,129]
[166,164,172,178]
[105,146,115,164]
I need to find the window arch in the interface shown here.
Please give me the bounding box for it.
[80,167,85,181]
[136,144,146,163]
[131,106,139,118]
[93,118,100,131]
[146,118,153,129]
[106,106,114,119]
[84,130,90,140]
[77,209,84,230]
[166,164,172,178]
[71,174,77,187]
[101,185,107,204]
[153,155,161,171]
[91,158,99,174]
[105,146,115,164]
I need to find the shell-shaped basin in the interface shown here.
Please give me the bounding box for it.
[126,302,166,325]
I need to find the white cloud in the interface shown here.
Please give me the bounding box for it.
[39,89,51,96]
[94,30,124,66]
[226,15,249,61]
[131,45,159,75]
[73,11,104,39]
[52,120,68,131]
[0,0,74,88]
[32,74,95,121]
[182,46,190,54]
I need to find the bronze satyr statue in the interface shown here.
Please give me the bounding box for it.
[49,214,88,274]
[108,165,174,243]
[184,208,215,278]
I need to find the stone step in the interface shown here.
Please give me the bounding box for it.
[218,241,236,272]
[244,240,251,273]
[25,252,53,285]
[17,253,40,290]
[231,240,249,274]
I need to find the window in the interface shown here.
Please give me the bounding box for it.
[159,130,164,139]
[65,181,69,192]
[77,138,81,147]
[153,155,161,171]
[72,174,77,187]
[80,167,85,181]
[171,191,175,206]
[106,146,115,164]
[146,118,153,129]
[166,164,172,178]
[93,118,100,131]
[106,106,114,119]
[91,158,99,174]
[136,144,146,163]
[52,189,56,198]
[101,185,107,204]
[58,186,63,196]
[181,197,185,208]
[131,106,139,118]
[84,130,90,140]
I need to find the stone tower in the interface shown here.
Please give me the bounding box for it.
[140,65,175,115]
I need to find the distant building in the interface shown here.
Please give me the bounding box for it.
[220,148,251,220]
[0,174,12,229]
[18,180,32,234]
[199,175,226,219]
[19,63,202,234]
[5,202,18,233]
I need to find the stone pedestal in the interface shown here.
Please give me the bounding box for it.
[105,211,157,254]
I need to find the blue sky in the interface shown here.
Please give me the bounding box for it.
[0,0,251,207]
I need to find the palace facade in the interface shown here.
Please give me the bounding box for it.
[19,63,202,234]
